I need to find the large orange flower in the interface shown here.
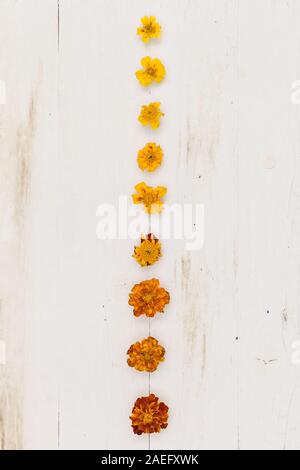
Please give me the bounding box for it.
[130,393,169,435]
[127,336,165,372]
[129,278,170,318]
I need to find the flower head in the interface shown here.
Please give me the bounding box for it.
[133,234,161,267]
[137,16,162,43]
[127,336,165,372]
[138,102,164,129]
[129,279,170,318]
[137,142,163,172]
[130,393,168,435]
[132,182,167,214]
[136,57,166,87]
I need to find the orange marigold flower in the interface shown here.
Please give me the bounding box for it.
[133,234,161,267]
[137,142,163,172]
[129,279,170,318]
[132,182,167,214]
[137,16,162,43]
[130,393,169,435]
[127,336,165,372]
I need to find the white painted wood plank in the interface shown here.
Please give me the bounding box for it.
[0,0,59,449]
[58,0,155,450]
[237,0,300,450]
[150,0,240,450]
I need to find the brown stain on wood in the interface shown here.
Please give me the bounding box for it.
[181,253,206,374]
[185,111,220,170]
[0,291,25,450]
[0,414,4,450]
[183,301,198,356]
[185,117,202,167]
[207,123,220,167]
[181,252,191,292]
[186,118,193,163]
[181,254,196,352]
[0,78,40,450]
[0,386,23,450]
[201,333,207,377]
[180,113,208,172]
[14,88,38,228]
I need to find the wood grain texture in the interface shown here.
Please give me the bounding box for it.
[0,0,59,450]
[1,0,300,450]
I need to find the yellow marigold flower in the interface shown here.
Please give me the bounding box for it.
[129,279,170,318]
[133,233,161,267]
[127,336,165,373]
[132,182,167,214]
[137,16,162,43]
[130,393,169,435]
[138,102,164,129]
[137,142,163,172]
[135,57,166,87]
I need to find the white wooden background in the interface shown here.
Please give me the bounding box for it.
[1,0,300,451]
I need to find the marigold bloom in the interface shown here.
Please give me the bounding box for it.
[130,393,168,435]
[137,16,162,43]
[132,182,167,214]
[133,234,161,267]
[127,336,165,373]
[135,57,166,87]
[137,142,163,172]
[138,102,164,129]
[129,279,170,318]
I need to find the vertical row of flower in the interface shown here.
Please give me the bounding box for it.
[128,17,170,437]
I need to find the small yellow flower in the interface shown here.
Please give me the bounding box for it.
[132,182,167,214]
[137,142,163,172]
[133,234,161,267]
[135,57,166,87]
[137,16,162,43]
[127,336,165,373]
[138,102,164,129]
